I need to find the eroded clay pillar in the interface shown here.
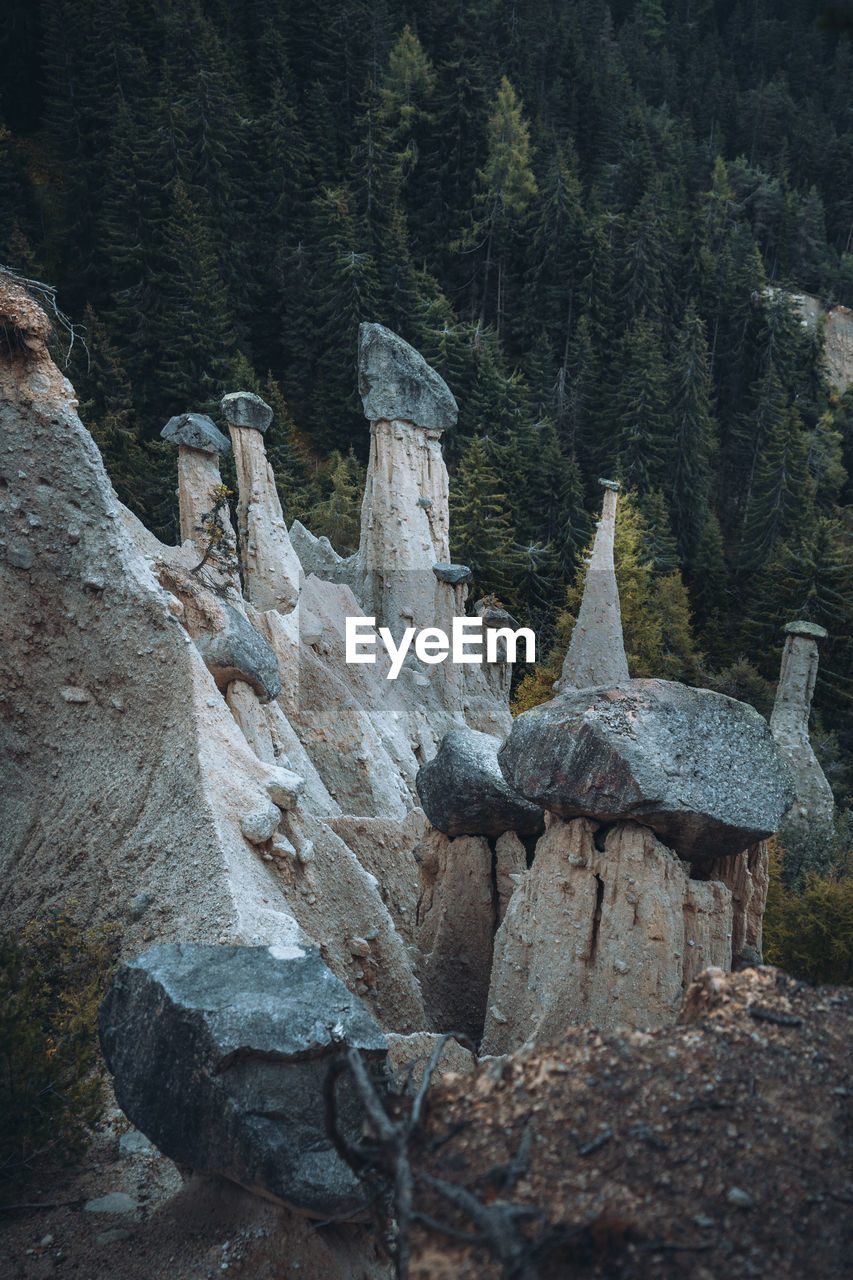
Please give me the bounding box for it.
[770,621,834,827]
[355,323,457,641]
[161,412,233,551]
[221,392,301,615]
[556,479,629,692]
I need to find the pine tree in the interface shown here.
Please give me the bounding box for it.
[449,434,521,607]
[464,76,538,334]
[669,301,717,560]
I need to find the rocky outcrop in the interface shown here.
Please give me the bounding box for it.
[555,480,628,693]
[415,827,496,1040]
[499,679,795,862]
[770,621,835,831]
[705,841,769,966]
[481,818,734,1053]
[99,943,388,1218]
[416,728,544,838]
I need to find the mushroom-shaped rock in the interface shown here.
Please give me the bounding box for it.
[498,679,795,862]
[432,563,473,585]
[161,413,231,455]
[220,391,273,433]
[194,600,282,702]
[98,944,389,1218]
[416,728,545,838]
[357,322,458,431]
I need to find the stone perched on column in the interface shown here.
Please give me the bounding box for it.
[770,621,834,827]
[220,391,274,433]
[416,728,544,838]
[357,322,458,432]
[194,600,282,702]
[161,413,233,549]
[499,678,795,862]
[556,479,629,692]
[98,943,388,1219]
[221,391,301,614]
[162,413,232,454]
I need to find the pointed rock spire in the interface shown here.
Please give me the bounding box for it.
[556,479,629,692]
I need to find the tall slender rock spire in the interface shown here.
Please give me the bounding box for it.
[556,479,629,692]
[770,621,834,826]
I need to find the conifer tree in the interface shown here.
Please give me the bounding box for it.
[669,301,717,560]
[449,434,521,607]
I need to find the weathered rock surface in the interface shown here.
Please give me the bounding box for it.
[416,728,544,838]
[415,827,495,1040]
[161,413,231,454]
[499,679,795,861]
[223,393,301,614]
[194,599,282,702]
[481,818,734,1054]
[358,322,458,432]
[329,810,428,948]
[494,831,527,923]
[706,841,769,965]
[385,1032,478,1091]
[770,621,835,830]
[99,943,387,1218]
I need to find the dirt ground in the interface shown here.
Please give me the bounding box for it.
[408,967,853,1278]
[1,966,850,1280]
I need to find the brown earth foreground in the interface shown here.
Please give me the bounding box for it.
[1,967,851,1280]
[407,967,852,1279]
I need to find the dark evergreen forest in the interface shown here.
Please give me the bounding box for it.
[2,0,852,807]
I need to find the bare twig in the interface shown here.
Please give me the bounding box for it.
[0,263,86,367]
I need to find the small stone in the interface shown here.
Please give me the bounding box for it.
[613,959,629,974]
[693,1215,715,1229]
[240,800,281,846]
[84,1192,138,1215]
[726,1187,754,1208]
[61,686,92,704]
[349,937,371,958]
[8,543,34,569]
[118,1129,153,1156]
[432,563,472,586]
[96,1228,132,1245]
[40,1234,54,1246]
[128,892,154,921]
[264,768,305,810]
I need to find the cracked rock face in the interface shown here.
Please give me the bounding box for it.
[99,943,388,1218]
[416,728,544,839]
[499,679,795,862]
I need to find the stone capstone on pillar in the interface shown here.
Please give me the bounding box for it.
[221,392,302,615]
[770,621,835,828]
[160,413,233,551]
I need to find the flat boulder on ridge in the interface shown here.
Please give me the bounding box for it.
[498,679,794,861]
[99,943,388,1218]
[416,728,544,838]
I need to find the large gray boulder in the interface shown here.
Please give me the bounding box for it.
[358,322,458,431]
[416,728,544,838]
[498,679,795,862]
[194,600,282,702]
[99,943,388,1218]
[161,412,231,455]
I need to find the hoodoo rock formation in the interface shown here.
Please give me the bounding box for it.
[0,271,819,1235]
[770,620,835,834]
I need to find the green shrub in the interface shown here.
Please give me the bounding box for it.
[763,842,853,986]
[0,909,119,1194]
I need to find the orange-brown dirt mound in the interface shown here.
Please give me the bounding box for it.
[407,967,851,1278]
